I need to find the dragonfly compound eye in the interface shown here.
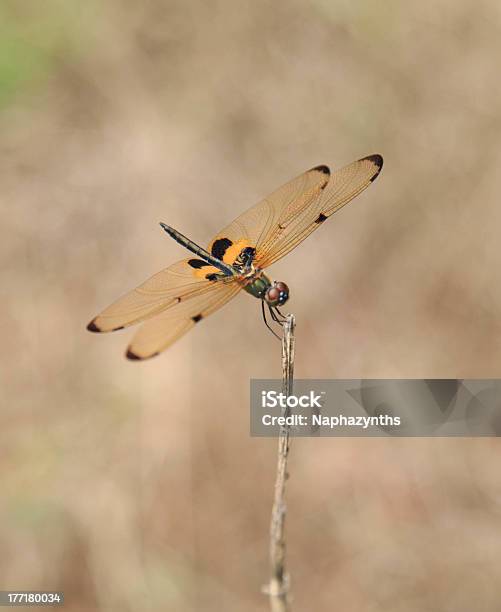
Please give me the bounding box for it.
[265,282,289,307]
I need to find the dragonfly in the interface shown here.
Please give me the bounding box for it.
[87,154,383,360]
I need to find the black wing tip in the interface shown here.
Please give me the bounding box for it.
[312,164,330,176]
[126,349,160,361]
[87,319,101,333]
[87,319,125,333]
[360,153,383,169]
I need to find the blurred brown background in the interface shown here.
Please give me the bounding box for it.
[2,1,501,610]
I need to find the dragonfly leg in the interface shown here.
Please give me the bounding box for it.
[274,306,287,320]
[262,300,281,340]
[270,306,287,323]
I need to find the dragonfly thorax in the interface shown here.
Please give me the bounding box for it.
[233,245,289,306]
[232,246,257,273]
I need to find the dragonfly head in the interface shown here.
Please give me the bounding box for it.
[264,281,289,307]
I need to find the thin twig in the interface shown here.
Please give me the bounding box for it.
[267,314,295,612]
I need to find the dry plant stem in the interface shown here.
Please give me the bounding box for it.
[268,314,295,612]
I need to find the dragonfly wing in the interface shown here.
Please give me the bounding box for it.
[87,258,232,332]
[126,279,241,360]
[206,164,331,266]
[205,155,382,270]
[255,155,383,268]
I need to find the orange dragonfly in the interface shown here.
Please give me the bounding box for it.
[87,154,383,359]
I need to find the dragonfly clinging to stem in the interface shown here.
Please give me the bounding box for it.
[87,154,383,359]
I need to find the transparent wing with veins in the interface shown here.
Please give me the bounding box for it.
[207,155,383,269]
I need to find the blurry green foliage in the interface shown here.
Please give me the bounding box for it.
[0,1,94,108]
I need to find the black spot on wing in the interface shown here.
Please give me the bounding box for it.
[205,273,218,281]
[211,237,233,260]
[87,319,100,332]
[315,213,327,224]
[188,258,210,269]
[192,314,203,323]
